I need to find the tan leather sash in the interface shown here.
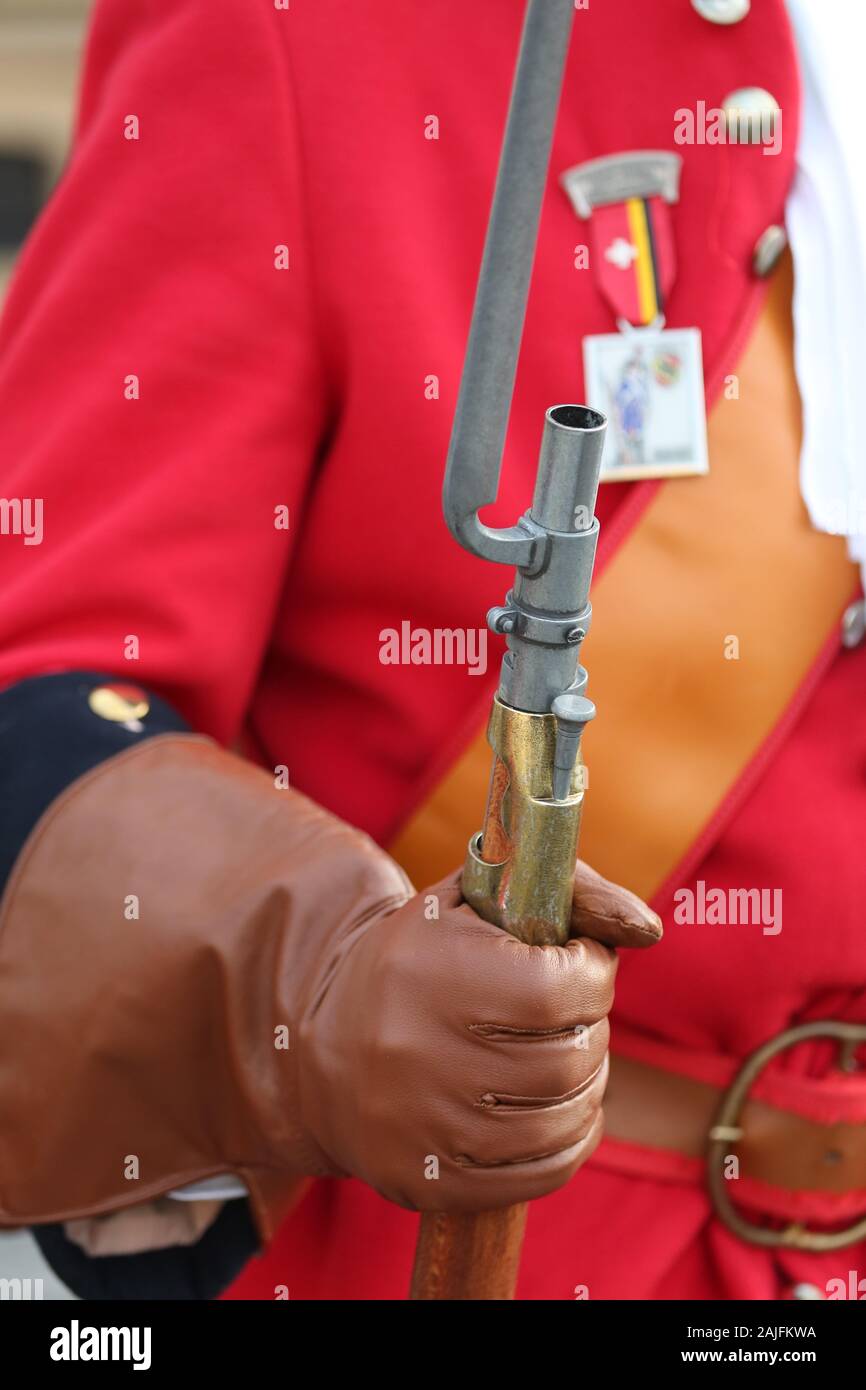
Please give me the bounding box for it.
[390,256,856,900]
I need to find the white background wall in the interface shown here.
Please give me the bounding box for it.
[0,0,91,292]
[0,0,92,1301]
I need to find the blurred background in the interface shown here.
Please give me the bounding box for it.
[0,0,92,1299]
[0,0,91,297]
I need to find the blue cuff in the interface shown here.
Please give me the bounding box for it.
[32,1200,258,1301]
[0,673,257,1299]
[0,672,190,889]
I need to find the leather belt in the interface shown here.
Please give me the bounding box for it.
[603,1021,866,1251]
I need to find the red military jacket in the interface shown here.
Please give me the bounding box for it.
[0,0,864,1299]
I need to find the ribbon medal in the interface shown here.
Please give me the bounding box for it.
[562,151,709,482]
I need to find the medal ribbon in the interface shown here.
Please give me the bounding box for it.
[591,194,676,326]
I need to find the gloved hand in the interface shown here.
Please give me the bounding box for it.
[301,866,659,1212]
[0,736,660,1236]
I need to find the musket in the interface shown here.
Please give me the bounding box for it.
[409,0,607,1301]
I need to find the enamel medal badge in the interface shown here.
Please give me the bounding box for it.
[562,151,709,482]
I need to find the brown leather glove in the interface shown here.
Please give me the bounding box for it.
[0,735,660,1236]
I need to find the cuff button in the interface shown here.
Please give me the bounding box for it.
[88,683,150,731]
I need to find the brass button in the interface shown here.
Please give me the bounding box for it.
[722,87,781,145]
[692,0,750,23]
[790,1283,824,1301]
[88,683,150,726]
[752,224,787,277]
[842,598,866,649]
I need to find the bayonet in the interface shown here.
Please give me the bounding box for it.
[411,0,608,1300]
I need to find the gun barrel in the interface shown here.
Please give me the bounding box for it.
[490,405,606,714]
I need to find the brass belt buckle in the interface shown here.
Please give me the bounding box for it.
[707,1020,866,1251]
